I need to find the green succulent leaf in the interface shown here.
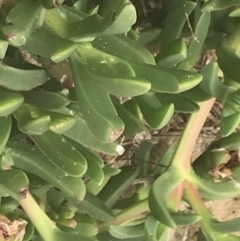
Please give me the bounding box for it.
[179,86,212,102]
[25,29,75,63]
[67,139,104,185]
[48,111,76,134]
[193,150,230,180]
[213,132,240,149]
[0,197,19,215]
[155,39,187,67]
[178,12,211,70]
[157,93,200,113]
[130,62,179,93]
[0,115,11,155]
[222,90,240,117]
[2,0,45,46]
[154,140,178,175]
[63,117,120,155]
[9,141,86,201]
[159,68,203,93]
[202,0,240,12]
[217,27,240,82]
[230,6,240,17]
[211,217,240,233]
[98,166,140,208]
[109,224,145,239]
[70,191,115,222]
[144,215,160,241]
[70,52,124,143]
[92,35,155,65]
[0,169,28,200]
[136,93,174,129]
[0,60,48,91]
[67,0,136,41]
[199,62,234,101]
[77,45,151,97]
[0,87,24,116]
[149,168,183,228]
[74,214,98,237]
[113,98,150,138]
[0,37,8,59]
[23,90,70,111]
[98,232,146,241]
[134,141,154,177]
[14,105,51,135]
[30,131,87,178]
[160,1,196,48]
[220,113,240,137]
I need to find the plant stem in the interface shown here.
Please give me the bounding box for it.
[19,193,56,241]
[171,98,216,172]
[98,198,149,232]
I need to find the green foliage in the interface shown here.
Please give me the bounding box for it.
[1,0,240,241]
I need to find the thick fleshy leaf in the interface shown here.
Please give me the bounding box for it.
[2,0,45,46]
[0,116,11,155]
[179,86,212,102]
[134,141,154,177]
[25,29,75,63]
[0,60,48,91]
[109,224,145,239]
[222,90,240,117]
[202,0,240,12]
[70,52,124,142]
[130,62,179,93]
[92,35,155,65]
[144,215,160,241]
[0,36,8,59]
[98,166,140,208]
[77,45,151,97]
[97,232,146,241]
[149,168,184,228]
[193,150,230,180]
[48,111,77,134]
[214,132,240,149]
[63,117,120,155]
[178,12,211,70]
[23,90,70,111]
[220,113,240,137]
[113,98,150,138]
[160,1,196,48]
[27,173,52,194]
[159,67,203,93]
[30,131,87,177]
[157,93,199,113]
[9,141,86,201]
[86,166,121,195]
[0,169,28,200]
[154,140,178,175]
[0,87,24,116]
[230,6,240,17]
[14,105,51,135]
[69,191,115,222]
[156,39,187,67]
[217,27,240,82]
[136,93,174,129]
[199,62,234,101]
[74,214,98,237]
[68,0,136,41]
[67,139,104,185]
